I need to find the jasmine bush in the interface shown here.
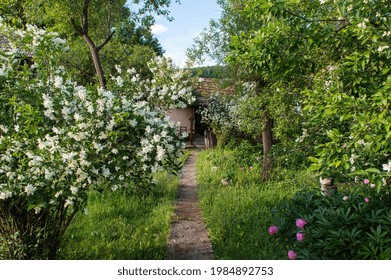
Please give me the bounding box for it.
[0,21,193,259]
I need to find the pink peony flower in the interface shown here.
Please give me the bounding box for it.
[343,196,349,201]
[296,219,307,229]
[288,250,297,260]
[363,179,370,184]
[268,226,278,236]
[296,232,305,242]
[365,197,370,203]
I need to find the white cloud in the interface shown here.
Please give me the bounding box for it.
[151,24,169,35]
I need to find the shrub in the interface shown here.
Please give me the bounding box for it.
[270,168,391,260]
[0,22,187,259]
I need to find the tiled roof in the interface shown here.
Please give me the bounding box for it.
[193,77,235,100]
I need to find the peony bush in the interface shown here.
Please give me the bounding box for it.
[269,162,391,260]
[0,21,190,259]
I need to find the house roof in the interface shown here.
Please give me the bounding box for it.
[193,77,235,104]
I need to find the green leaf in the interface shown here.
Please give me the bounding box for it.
[365,168,381,174]
[308,157,319,163]
[375,178,382,193]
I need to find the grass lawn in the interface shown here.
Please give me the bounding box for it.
[58,150,192,260]
[197,147,318,259]
[58,172,178,260]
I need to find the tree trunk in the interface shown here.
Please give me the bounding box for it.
[83,35,106,88]
[262,116,273,181]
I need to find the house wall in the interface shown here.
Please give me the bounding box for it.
[167,108,194,133]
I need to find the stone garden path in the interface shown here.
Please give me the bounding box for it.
[166,138,214,260]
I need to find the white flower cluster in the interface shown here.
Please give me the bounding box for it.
[200,93,237,134]
[109,56,197,111]
[0,22,186,211]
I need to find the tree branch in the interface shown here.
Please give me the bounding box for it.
[70,18,84,36]
[82,0,91,34]
[96,31,116,52]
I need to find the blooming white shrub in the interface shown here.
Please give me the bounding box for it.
[0,21,187,259]
[108,56,197,111]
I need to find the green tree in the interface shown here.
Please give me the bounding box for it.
[188,0,308,180]
[212,0,391,181]
[1,0,177,87]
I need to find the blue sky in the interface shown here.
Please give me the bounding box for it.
[129,1,222,67]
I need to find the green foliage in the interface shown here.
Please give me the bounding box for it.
[197,145,318,259]
[270,176,391,259]
[192,0,391,181]
[1,0,171,85]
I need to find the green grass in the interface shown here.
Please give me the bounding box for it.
[197,147,318,259]
[57,172,178,260]
[58,150,192,260]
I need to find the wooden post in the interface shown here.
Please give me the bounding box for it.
[189,108,195,146]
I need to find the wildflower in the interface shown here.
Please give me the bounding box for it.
[296,233,305,242]
[288,250,297,260]
[343,196,349,201]
[363,179,370,185]
[268,226,278,236]
[296,219,307,229]
[365,197,370,203]
[370,183,376,189]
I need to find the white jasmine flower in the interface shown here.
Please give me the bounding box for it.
[129,119,138,127]
[98,132,107,140]
[76,87,87,100]
[64,198,74,208]
[358,22,367,29]
[34,206,42,214]
[145,126,152,134]
[153,134,161,143]
[115,65,122,73]
[93,142,103,151]
[378,45,389,52]
[74,113,83,121]
[156,146,165,161]
[53,76,63,88]
[70,186,79,195]
[0,191,12,200]
[382,162,391,172]
[102,167,111,178]
[25,184,36,196]
[51,37,66,45]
